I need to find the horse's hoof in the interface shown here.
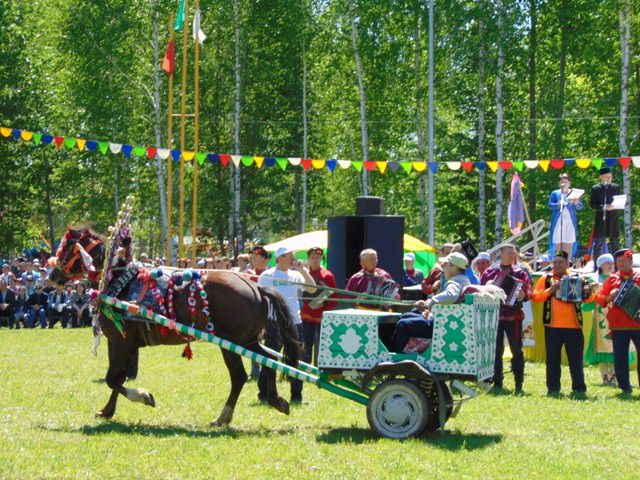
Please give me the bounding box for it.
[211,405,233,427]
[271,397,290,415]
[146,393,156,408]
[210,418,229,428]
[95,410,113,419]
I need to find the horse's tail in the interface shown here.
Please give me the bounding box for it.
[258,286,301,368]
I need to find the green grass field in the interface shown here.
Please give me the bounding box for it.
[0,328,639,479]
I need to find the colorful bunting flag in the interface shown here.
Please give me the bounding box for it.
[174,0,186,32]
[162,40,175,75]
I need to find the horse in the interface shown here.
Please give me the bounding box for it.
[49,227,300,426]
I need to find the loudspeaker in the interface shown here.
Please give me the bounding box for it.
[328,216,364,289]
[328,215,404,288]
[356,196,384,216]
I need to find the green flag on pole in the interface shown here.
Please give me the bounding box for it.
[174,0,186,31]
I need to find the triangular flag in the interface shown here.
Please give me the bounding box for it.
[446,162,461,170]
[76,139,86,151]
[162,40,175,75]
[54,136,64,148]
[182,151,195,161]
[376,161,387,173]
[550,160,565,169]
[264,157,275,167]
[109,143,122,154]
[564,158,576,167]
[41,135,54,145]
[538,160,550,172]
[486,161,499,172]
[498,161,512,170]
[576,158,591,169]
[157,148,170,160]
[326,160,338,172]
[524,160,538,169]
[98,142,109,154]
[288,157,301,166]
[20,130,33,141]
[412,162,426,172]
[174,0,186,31]
[241,155,253,166]
[604,158,618,168]
[276,158,288,171]
[301,159,312,171]
[231,155,241,167]
[387,161,399,172]
[337,160,351,169]
[219,154,231,167]
[132,146,146,157]
[399,161,412,174]
[363,161,377,171]
[513,161,524,172]
[121,145,133,157]
[462,162,474,173]
[475,162,487,171]
[196,152,207,165]
[86,141,97,151]
[193,8,207,45]
[208,153,219,164]
[619,157,632,170]
[631,156,640,168]
[0,127,11,137]
[428,162,439,173]
[32,133,42,145]
[253,156,264,168]
[11,129,21,141]
[591,158,603,169]
[64,137,76,149]
[312,160,325,170]
[170,150,181,162]
[147,147,158,159]
[352,161,363,172]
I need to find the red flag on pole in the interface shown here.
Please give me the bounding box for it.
[162,39,175,75]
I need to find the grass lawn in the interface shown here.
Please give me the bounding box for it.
[0,328,639,479]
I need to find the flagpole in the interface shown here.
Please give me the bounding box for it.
[166,13,175,265]
[178,0,190,260]
[518,178,538,258]
[191,0,201,266]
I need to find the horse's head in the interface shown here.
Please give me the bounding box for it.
[49,227,106,286]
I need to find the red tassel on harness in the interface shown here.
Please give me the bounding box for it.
[182,342,193,360]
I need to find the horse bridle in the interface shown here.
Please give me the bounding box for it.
[59,234,103,279]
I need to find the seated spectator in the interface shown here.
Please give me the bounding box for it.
[0,279,16,328]
[451,242,480,285]
[20,261,40,284]
[402,252,424,286]
[421,243,454,295]
[205,258,215,270]
[14,285,29,328]
[47,283,71,328]
[234,254,251,273]
[27,284,48,328]
[70,282,91,328]
[10,258,21,277]
[393,252,470,352]
[24,276,36,296]
[1,263,15,284]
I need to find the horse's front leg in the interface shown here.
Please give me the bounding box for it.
[211,349,248,427]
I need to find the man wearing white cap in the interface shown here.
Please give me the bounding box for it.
[257,246,316,403]
[402,252,424,287]
[471,252,492,279]
[393,252,470,352]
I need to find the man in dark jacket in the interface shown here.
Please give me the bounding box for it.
[0,279,16,328]
[590,167,621,267]
[27,285,48,328]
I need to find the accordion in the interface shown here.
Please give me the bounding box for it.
[494,270,524,306]
[366,276,399,300]
[556,275,583,303]
[613,280,640,323]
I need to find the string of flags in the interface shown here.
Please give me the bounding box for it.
[1,125,639,174]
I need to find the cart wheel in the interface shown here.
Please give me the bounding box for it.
[366,379,430,439]
[425,380,453,432]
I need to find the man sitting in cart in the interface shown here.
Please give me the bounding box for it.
[392,252,470,353]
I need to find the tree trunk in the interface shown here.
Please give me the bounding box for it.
[527,0,537,219]
[349,0,369,196]
[618,0,632,247]
[151,0,168,251]
[494,0,504,244]
[44,159,55,253]
[301,48,309,233]
[231,0,243,256]
[478,15,487,250]
[427,0,435,245]
[414,1,427,235]
[554,0,568,158]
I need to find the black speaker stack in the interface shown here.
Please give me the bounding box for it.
[328,197,404,288]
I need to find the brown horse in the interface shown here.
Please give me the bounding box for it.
[49,227,300,426]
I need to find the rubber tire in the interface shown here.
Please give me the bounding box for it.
[366,379,430,439]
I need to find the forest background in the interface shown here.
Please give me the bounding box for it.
[1,0,639,259]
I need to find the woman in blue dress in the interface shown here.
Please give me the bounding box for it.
[548,173,583,258]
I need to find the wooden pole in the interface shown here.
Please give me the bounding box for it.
[178,0,190,260]
[191,0,201,266]
[166,14,175,264]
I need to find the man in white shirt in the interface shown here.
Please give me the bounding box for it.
[257,246,316,403]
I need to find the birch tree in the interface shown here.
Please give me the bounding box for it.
[231,0,243,255]
[494,0,504,244]
[618,0,632,247]
[414,1,427,234]
[478,12,487,250]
